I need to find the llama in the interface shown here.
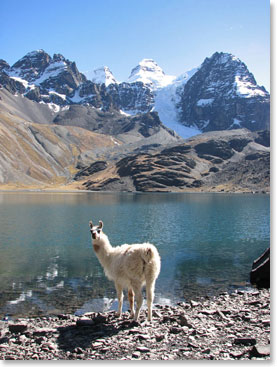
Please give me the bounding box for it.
[89,220,161,322]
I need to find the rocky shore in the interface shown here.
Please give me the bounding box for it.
[0,288,270,360]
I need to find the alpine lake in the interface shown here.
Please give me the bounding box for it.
[0,191,270,319]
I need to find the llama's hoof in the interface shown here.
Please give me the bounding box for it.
[130,311,135,318]
[115,312,122,318]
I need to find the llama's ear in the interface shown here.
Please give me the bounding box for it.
[98,220,103,229]
[89,221,93,229]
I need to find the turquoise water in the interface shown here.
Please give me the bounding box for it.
[0,192,270,318]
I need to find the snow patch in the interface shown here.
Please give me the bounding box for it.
[235,75,267,98]
[9,76,30,89]
[127,59,176,90]
[119,110,131,116]
[196,98,214,107]
[34,61,67,85]
[90,66,118,86]
[8,290,32,305]
[110,137,120,145]
[49,90,67,100]
[153,66,200,139]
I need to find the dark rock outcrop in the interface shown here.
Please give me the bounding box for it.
[74,161,107,181]
[250,248,270,288]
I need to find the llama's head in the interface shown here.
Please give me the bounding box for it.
[89,220,104,241]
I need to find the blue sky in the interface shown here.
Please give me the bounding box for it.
[1,0,270,90]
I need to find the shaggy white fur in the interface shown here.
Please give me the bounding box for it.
[89,220,161,321]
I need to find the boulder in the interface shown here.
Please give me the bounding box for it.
[250,248,270,288]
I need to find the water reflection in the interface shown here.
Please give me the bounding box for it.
[0,192,270,318]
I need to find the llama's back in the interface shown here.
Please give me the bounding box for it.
[110,243,160,287]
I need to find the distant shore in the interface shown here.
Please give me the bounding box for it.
[0,184,270,195]
[0,288,270,360]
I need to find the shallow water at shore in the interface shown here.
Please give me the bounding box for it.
[0,192,270,318]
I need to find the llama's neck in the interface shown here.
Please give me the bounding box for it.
[93,233,113,267]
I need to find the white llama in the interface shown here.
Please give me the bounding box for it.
[89,220,161,322]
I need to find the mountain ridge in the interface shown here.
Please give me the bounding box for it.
[0,50,270,138]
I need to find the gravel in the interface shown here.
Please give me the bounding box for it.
[0,288,270,360]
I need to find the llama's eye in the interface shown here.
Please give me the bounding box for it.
[97,230,101,234]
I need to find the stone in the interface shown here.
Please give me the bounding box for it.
[32,328,56,336]
[230,351,245,359]
[136,346,150,353]
[179,315,193,328]
[250,248,270,288]
[156,334,165,342]
[132,351,141,359]
[76,319,95,327]
[8,323,28,333]
[250,344,270,357]
[169,326,183,334]
[234,337,256,346]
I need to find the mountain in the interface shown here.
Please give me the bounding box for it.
[90,66,118,86]
[0,50,270,138]
[126,58,175,89]
[0,86,181,187]
[77,129,270,193]
[177,52,270,132]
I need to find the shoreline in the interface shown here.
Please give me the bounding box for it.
[0,288,270,360]
[0,188,270,195]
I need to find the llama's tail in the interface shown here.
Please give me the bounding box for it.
[140,244,161,274]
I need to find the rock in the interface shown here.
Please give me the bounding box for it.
[250,248,270,288]
[169,326,183,334]
[32,328,56,336]
[74,161,108,180]
[132,351,141,359]
[261,319,270,326]
[178,315,193,328]
[155,334,165,342]
[152,310,162,318]
[250,344,270,357]
[8,323,28,333]
[136,346,150,353]
[0,289,270,360]
[138,334,150,341]
[234,337,256,346]
[195,140,234,160]
[230,351,245,359]
[92,342,103,349]
[190,300,200,307]
[76,319,95,327]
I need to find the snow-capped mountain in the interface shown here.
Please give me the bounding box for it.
[127,58,175,89]
[0,50,270,137]
[177,52,270,132]
[89,66,118,86]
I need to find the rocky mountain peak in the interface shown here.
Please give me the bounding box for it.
[11,50,51,81]
[90,66,118,86]
[127,58,175,89]
[177,51,270,132]
[0,59,10,72]
[53,53,66,62]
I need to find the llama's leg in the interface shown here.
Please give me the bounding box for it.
[146,280,155,322]
[115,283,123,317]
[128,288,135,318]
[132,283,143,321]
